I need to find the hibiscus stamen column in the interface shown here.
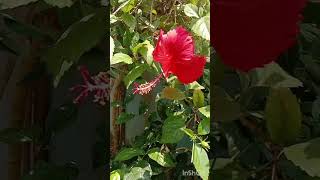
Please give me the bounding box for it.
[133,73,163,95]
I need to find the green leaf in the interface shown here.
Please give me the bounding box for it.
[123,63,148,88]
[192,15,210,41]
[161,87,186,101]
[212,86,241,122]
[116,112,135,124]
[44,10,106,87]
[110,14,118,24]
[184,4,199,18]
[193,89,204,108]
[53,60,73,87]
[114,147,144,162]
[284,138,320,178]
[192,143,210,180]
[111,53,133,65]
[265,87,302,145]
[161,115,185,144]
[181,127,196,139]
[1,13,52,40]
[198,105,210,118]
[185,81,205,90]
[123,161,152,180]
[0,127,41,144]
[44,0,73,8]
[110,36,115,60]
[198,117,210,135]
[132,40,154,65]
[120,0,136,13]
[147,148,175,167]
[110,170,121,180]
[0,0,38,10]
[251,62,303,88]
[121,13,136,31]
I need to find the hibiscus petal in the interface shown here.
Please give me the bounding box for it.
[212,0,306,71]
[153,27,195,75]
[172,55,207,84]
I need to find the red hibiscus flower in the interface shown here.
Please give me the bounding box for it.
[211,0,307,71]
[133,27,207,95]
[153,27,206,84]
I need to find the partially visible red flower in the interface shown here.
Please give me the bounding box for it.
[211,0,307,71]
[70,66,110,105]
[153,26,206,84]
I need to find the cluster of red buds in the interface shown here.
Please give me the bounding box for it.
[70,66,110,106]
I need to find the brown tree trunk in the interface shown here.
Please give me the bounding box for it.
[110,74,126,158]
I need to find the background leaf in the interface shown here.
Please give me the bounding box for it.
[212,86,241,122]
[123,63,148,88]
[43,0,73,8]
[284,138,320,178]
[45,10,106,87]
[0,0,38,10]
[265,87,302,144]
[161,115,185,144]
[161,87,186,101]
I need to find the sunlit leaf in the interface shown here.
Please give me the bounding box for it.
[192,15,210,41]
[198,105,210,118]
[111,53,133,65]
[192,143,210,180]
[198,118,210,135]
[114,148,144,161]
[185,81,205,90]
[110,36,115,61]
[110,170,121,180]
[148,148,175,167]
[193,89,204,108]
[184,4,199,18]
